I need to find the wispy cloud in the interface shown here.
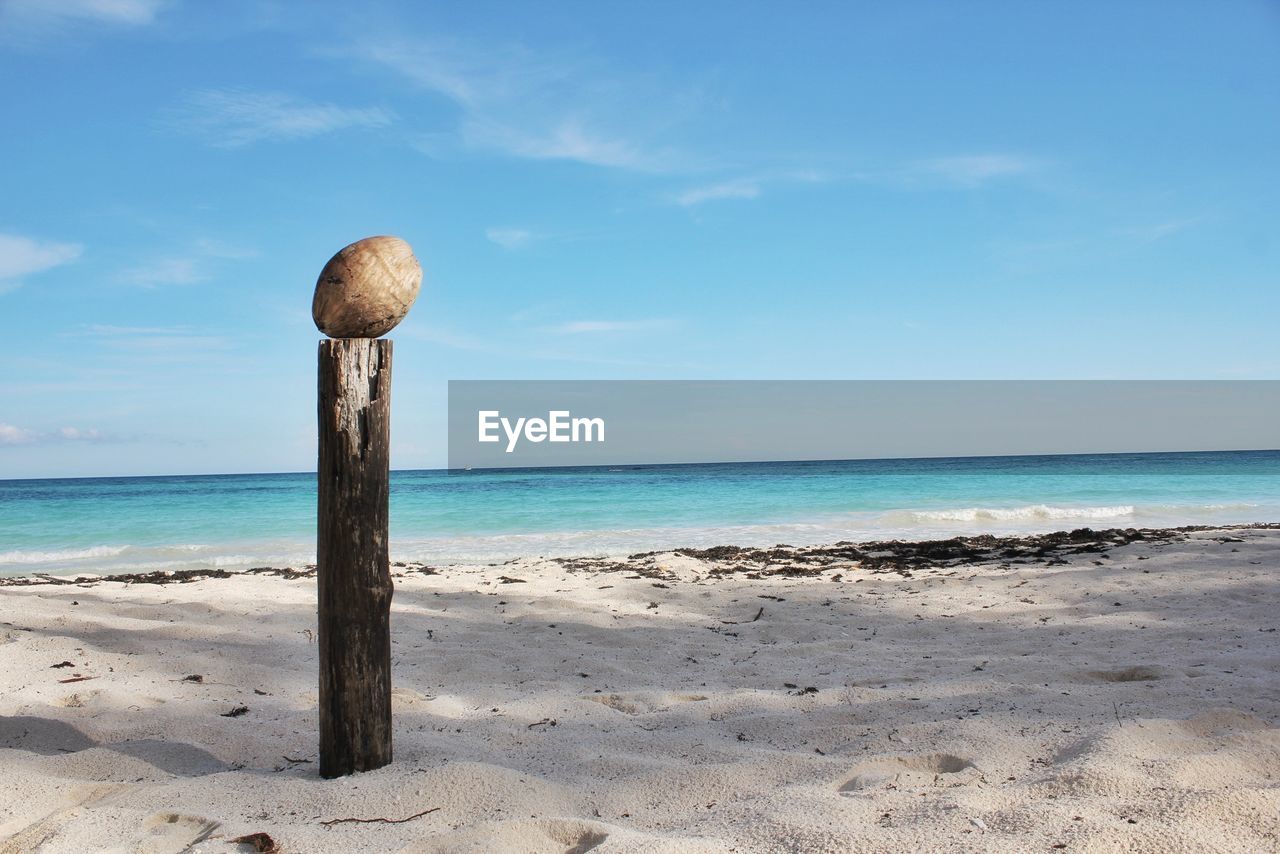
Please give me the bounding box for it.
[113,236,256,287]
[72,323,229,353]
[676,180,761,207]
[993,213,1208,275]
[548,318,676,335]
[346,35,683,171]
[82,323,195,336]
[672,169,833,207]
[0,233,83,293]
[191,238,259,260]
[485,227,534,250]
[57,426,103,441]
[913,154,1041,188]
[1117,216,1206,242]
[462,117,657,170]
[0,422,107,446]
[167,89,395,148]
[401,324,493,352]
[349,37,566,106]
[115,257,205,286]
[0,0,165,33]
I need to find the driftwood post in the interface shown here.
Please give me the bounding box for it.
[313,236,422,778]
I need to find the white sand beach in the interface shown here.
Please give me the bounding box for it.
[1,525,1278,853]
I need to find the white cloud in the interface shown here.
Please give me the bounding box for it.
[83,323,194,336]
[0,0,165,30]
[401,325,492,351]
[0,233,83,292]
[114,237,256,287]
[58,426,103,441]
[915,154,1039,187]
[116,257,205,286]
[0,422,36,445]
[77,323,226,352]
[550,319,675,334]
[1118,216,1205,242]
[346,37,563,106]
[168,89,395,148]
[485,228,534,250]
[0,423,105,445]
[463,118,657,170]
[191,238,258,259]
[347,36,677,171]
[676,180,760,207]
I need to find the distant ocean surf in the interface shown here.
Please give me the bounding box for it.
[1,450,1278,577]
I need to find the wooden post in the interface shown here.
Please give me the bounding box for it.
[312,234,421,779]
[317,338,393,777]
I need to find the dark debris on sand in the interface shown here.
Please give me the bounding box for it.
[3,524,1275,588]
[677,524,1278,579]
[0,564,317,588]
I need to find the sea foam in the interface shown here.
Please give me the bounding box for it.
[909,504,1136,523]
[0,544,129,565]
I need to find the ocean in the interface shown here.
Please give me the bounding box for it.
[2,450,1278,577]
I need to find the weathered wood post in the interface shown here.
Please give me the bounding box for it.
[313,235,422,778]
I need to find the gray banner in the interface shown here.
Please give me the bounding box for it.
[446,380,1280,470]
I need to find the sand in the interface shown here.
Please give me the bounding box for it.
[1,525,1278,853]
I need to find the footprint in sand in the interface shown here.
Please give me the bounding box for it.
[1082,665,1163,683]
[582,692,708,715]
[1175,708,1273,739]
[139,812,222,852]
[404,818,610,853]
[0,784,122,853]
[392,686,436,710]
[541,819,609,853]
[839,753,975,793]
[56,690,167,710]
[1045,708,1278,794]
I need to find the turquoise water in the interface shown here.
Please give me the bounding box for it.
[2,450,1278,576]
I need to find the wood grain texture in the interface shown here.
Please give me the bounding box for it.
[317,338,393,777]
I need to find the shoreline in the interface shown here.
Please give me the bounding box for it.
[6,451,1279,580]
[3,521,1278,588]
[2,523,1277,851]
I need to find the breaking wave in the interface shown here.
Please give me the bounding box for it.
[908,504,1137,523]
[0,545,129,565]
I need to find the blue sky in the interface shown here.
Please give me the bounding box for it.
[1,0,1277,478]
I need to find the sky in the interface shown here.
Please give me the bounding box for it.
[0,0,1277,478]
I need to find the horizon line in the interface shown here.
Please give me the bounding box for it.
[3,446,1278,483]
